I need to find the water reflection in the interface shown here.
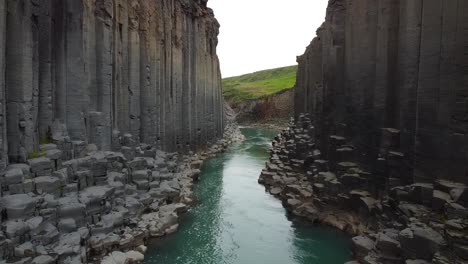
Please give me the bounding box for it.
[145,128,351,264]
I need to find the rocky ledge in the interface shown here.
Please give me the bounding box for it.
[0,118,243,264]
[259,114,468,264]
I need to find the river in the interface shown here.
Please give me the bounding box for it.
[145,128,352,264]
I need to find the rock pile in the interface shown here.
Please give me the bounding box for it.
[0,118,242,264]
[260,114,468,264]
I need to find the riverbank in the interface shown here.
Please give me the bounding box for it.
[145,127,352,264]
[259,114,468,263]
[0,115,243,264]
[239,118,290,131]
[98,121,244,263]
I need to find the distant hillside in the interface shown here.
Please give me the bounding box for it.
[223,65,297,103]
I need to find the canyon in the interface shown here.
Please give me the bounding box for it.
[261,0,468,263]
[1,0,468,263]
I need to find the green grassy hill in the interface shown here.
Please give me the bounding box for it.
[223,65,297,103]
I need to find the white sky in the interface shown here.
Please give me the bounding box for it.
[207,0,328,78]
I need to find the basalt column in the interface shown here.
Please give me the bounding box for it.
[0,0,6,169]
[5,0,36,163]
[1,0,225,163]
[295,0,468,184]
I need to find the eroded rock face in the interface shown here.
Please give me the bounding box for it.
[295,0,468,184]
[260,114,468,263]
[0,0,225,166]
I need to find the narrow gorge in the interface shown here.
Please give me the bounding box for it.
[0,0,467,263]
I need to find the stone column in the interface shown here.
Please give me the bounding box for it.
[37,0,55,141]
[94,0,114,150]
[128,0,141,142]
[6,0,36,162]
[65,0,89,141]
[0,0,7,168]
[182,14,193,150]
[374,0,400,128]
[413,0,444,183]
[396,0,422,181]
[114,0,130,135]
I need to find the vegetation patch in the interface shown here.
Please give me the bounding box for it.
[223,65,297,103]
[28,151,47,160]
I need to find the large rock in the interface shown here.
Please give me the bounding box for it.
[0,194,36,219]
[352,235,375,258]
[4,168,24,185]
[399,224,446,260]
[28,157,52,174]
[34,176,61,196]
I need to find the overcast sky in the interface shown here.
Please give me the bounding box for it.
[207,0,328,78]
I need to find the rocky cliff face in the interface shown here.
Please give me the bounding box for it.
[230,89,294,125]
[263,1,468,262]
[295,0,468,184]
[0,1,236,262]
[0,0,224,167]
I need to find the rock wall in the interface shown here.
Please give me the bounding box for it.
[229,89,294,124]
[295,0,468,184]
[0,0,224,167]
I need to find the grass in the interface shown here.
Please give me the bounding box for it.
[28,151,47,159]
[223,65,297,103]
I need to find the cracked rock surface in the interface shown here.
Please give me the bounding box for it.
[0,117,242,263]
[260,115,468,263]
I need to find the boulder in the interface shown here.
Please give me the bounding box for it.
[352,235,375,258]
[445,202,468,219]
[28,157,52,174]
[8,164,32,179]
[405,260,430,264]
[14,242,35,257]
[125,250,144,263]
[270,187,282,195]
[58,218,77,233]
[432,190,451,211]
[53,232,81,257]
[33,222,60,245]
[399,224,446,260]
[0,194,36,219]
[132,170,149,181]
[451,188,468,207]
[31,255,56,264]
[454,243,468,260]
[409,183,434,206]
[3,219,29,240]
[46,149,62,160]
[34,176,61,196]
[79,186,115,210]
[375,231,401,258]
[101,251,128,264]
[58,196,86,222]
[4,168,24,185]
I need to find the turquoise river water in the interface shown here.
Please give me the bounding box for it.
[145,128,352,264]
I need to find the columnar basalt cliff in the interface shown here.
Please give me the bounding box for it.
[0,0,225,167]
[295,0,468,184]
[0,1,238,263]
[260,0,468,263]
